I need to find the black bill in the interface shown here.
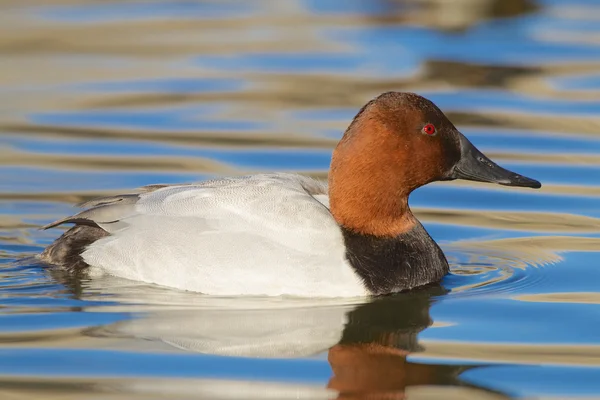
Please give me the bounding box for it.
[450,133,541,189]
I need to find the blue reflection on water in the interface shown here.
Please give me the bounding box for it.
[3,0,600,398]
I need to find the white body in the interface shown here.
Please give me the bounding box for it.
[79,174,368,297]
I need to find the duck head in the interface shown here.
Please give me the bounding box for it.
[329,92,541,237]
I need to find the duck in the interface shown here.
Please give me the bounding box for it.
[40,92,541,297]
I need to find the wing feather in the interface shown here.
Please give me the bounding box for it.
[41,173,365,296]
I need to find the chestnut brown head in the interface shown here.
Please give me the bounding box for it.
[328,92,540,236]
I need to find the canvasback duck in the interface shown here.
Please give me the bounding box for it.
[40,92,541,297]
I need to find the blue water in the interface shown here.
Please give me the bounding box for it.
[2,0,600,398]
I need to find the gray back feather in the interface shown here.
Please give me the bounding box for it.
[42,194,140,231]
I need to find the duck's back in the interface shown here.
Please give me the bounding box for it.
[41,173,367,297]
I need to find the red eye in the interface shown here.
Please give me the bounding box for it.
[422,124,436,135]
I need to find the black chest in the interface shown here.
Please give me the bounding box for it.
[341,224,449,295]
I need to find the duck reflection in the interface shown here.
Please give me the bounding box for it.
[63,278,504,399]
[325,288,494,399]
[328,290,440,398]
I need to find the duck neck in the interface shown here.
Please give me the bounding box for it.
[329,164,449,295]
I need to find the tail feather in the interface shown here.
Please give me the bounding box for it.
[40,192,141,270]
[41,217,101,231]
[40,225,108,272]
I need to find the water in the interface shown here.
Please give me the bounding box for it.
[1,0,600,398]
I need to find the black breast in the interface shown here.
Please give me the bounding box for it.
[341,223,449,295]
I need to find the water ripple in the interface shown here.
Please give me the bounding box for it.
[1,0,600,398]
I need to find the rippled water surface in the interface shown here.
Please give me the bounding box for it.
[2,0,600,398]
